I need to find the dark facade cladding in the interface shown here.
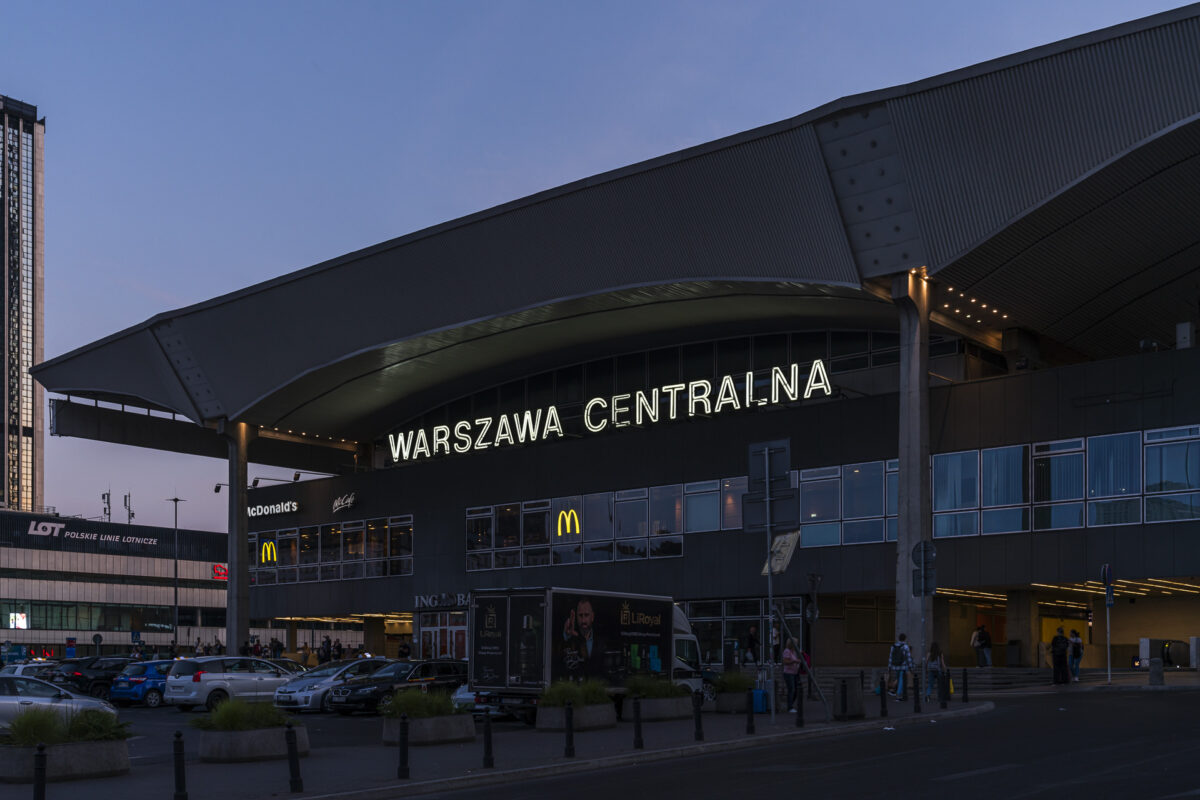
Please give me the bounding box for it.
[247,344,1200,620]
[0,510,226,561]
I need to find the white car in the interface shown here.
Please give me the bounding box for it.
[0,675,117,730]
[273,658,388,712]
[0,661,59,679]
[165,656,292,712]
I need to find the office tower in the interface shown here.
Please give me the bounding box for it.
[1,95,43,512]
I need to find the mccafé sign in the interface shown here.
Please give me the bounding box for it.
[388,361,832,463]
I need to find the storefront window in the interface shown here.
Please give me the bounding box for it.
[933,451,978,511]
[800,522,839,547]
[1145,441,1200,493]
[1088,433,1141,498]
[684,491,719,533]
[365,519,388,560]
[342,523,364,559]
[1033,503,1084,530]
[933,511,977,537]
[551,544,581,564]
[1146,492,1200,522]
[842,462,883,519]
[982,446,1028,506]
[842,518,883,544]
[465,514,493,551]
[649,536,682,558]
[494,550,521,569]
[722,477,748,529]
[615,538,647,559]
[320,525,341,562]
[649,485,683,534]
[1088,498,1140,526]
[982,507,1028,534]
[522,501,551,546]
[801,479,839,522]
[298,527,318,565]
[276,535,298,567]
[496,504,521,549]
[584,493,614,540]
[389,518,413,557]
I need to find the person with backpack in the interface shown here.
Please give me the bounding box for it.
[1068,629,1084,682]
[887,633,915,700]
[1050,626,1071,685]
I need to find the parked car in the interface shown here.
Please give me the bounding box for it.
[273,658,389,712]
[47,656,132,699]
[0,675,117,731]
[165,656,292,712]
[270,658,308,674]
[329,659,468,715]
[451,682,506,717]
[109,660,173,708]
[0,660,59,679]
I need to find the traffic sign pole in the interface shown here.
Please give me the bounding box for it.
[1102,563,1113,685]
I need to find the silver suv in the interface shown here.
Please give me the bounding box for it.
[165,656,290,712]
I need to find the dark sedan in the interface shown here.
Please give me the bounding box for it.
[329,659,467,715]
[48,656,133,699]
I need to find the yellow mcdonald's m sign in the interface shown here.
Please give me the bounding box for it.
[261,540,278,563]
[556,509,581,538]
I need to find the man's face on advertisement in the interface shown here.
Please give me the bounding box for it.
[577,601,594,639]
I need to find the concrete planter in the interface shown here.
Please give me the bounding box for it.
[0,740,130,783]
[715,692,749,714]
[382,714,475,746]
[198,726,309,763]
[535,703,616,731]
[632,696,693,721]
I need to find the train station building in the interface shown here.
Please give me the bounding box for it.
[29,6,1200,669]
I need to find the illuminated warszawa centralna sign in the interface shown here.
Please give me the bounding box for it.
[387,361,832,464]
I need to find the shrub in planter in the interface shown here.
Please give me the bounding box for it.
[189,700,309,763]
[624,676,693,720]
[0,708,131,783]
[380,690,475,745]
[536,679,615,731]
[713,671,756,713]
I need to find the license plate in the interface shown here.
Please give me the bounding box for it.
[276,698,296,705]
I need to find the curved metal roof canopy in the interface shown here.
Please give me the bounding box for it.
[32,5,1200,466]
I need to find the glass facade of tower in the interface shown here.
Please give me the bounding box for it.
[1,97,42,512]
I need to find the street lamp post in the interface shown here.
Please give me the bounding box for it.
[166,497,186,654]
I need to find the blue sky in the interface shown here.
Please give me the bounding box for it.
[3,0,1187,531]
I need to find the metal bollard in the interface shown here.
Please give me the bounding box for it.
[33,743,46,800]
[564,701,575,758]
[285,721,303,793]
[173,730,188,800]
[692,691,704,742]
[745,688,755,734]
[962,668,969,703]
[913,674,921,714]
[839,678,848,720]
[397,713,410,779]
[940,672,948,709]
[633,697,644,749]
[879,676,888,718]
[483,713,494,768]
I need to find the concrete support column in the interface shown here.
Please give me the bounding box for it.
[1006,590,1039,667]
[892,270,932,654]
[223,420,255,658]
[286,621,298,653]
[364,618,386,656]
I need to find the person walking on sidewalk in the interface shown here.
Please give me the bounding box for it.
[1050,626,1071,685]
[925,641,947,701]
[782,637,803,712]
[887,633,915,700]
[1067,629,1084,682]
[971,625,993,667]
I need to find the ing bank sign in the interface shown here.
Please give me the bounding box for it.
[387,360,832,464]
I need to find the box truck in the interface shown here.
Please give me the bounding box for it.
[468,587,703,719]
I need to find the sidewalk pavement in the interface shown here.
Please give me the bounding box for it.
[983,668,1200,694]
[75,693,990,800]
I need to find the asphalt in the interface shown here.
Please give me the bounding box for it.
[24,669,1200,799]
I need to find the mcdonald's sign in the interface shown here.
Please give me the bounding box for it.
[556,509,581,538]
[261,540,278,563]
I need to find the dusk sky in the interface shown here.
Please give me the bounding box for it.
[3,0,1185,532]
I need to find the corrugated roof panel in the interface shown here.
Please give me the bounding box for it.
[890,15,1200,270]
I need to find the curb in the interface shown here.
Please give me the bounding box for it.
[301,702,995,800]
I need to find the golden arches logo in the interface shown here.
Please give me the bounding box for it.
[556,509,581,538]
[261,540,278,563]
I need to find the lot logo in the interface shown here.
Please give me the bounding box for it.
[332,493,356,514]
[27,521,65,537]
[261,540,278,563]
[556,509,581,538]
[620,601,662,628]
[211,564,229,581]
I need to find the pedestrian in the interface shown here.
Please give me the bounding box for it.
[770,622,781,662]
[781,637,803,712]
[925,641,947,700]
[971,625,992,667]
[397,637,412,659]
[887,633,915,700]
[1050,626,1071,685]
[743,626,759,665]
[1067,629,1084,682]
[333,638,343,660]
